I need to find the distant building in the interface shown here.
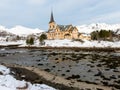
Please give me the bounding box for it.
[78,33,91,40]
[47,11,91,40]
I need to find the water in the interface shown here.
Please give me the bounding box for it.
[0,48,120,89]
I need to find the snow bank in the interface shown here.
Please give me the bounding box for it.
[0,39,120,48]
[0,65,56,90]
[0,40,25,46]
[44,40,120,48]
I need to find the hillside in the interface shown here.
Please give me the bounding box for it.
[0,25,44,36]
[76,23,120,34]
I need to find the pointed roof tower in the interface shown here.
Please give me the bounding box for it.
[49,10,55,23]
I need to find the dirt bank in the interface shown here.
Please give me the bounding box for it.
[3,63,112,90]
[1,45,120,51]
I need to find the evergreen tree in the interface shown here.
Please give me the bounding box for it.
[26,37,34,45]
[16,35,21,40]
[39,34,47,45]
[26,38,29,45]
[29,37,34,45]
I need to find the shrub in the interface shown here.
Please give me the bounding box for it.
[91,30,113,41]
[26,37,34,45]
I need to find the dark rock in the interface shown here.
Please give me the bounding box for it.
[0,71,3,75]
[66,70,70,72]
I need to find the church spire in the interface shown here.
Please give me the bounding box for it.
[49,10,55,23]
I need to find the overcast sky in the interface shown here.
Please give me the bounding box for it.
[0,0,120,30]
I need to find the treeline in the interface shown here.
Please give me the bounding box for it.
[91,30,113,41]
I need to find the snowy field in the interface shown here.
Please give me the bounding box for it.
[0,39,120,48]
[0,65,56,90]
[44,40,120,48]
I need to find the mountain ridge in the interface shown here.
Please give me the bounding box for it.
[0,25,44,36]
[76,23,120,34]
[0,23,120,36]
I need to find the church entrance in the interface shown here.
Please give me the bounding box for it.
[64,34,71,39]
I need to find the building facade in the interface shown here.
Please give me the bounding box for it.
[47,11,91,40]
[47,11,79,40]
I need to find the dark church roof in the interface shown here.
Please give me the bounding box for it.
[57,25,72,31]
[57,24,76,32]
[49,11,55,23]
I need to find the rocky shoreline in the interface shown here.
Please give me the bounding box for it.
[3,63,112,90]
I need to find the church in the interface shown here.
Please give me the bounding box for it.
[47,11,79,40]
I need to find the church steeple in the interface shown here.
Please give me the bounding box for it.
[49,11,55,23]
[48,10,56,30]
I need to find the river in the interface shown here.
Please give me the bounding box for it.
[0,48,120,89]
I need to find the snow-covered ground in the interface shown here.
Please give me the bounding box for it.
[44,39,120,48]
[0,39,120,48]
[0,65,56,90]
[0,40,25,46]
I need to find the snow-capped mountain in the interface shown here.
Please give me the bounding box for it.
[0,25,44,36]
[0,26,16,40]
[0,29,15,37]
[0,25,44,42]
[76,23,120,34]
[8,25,44,35]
